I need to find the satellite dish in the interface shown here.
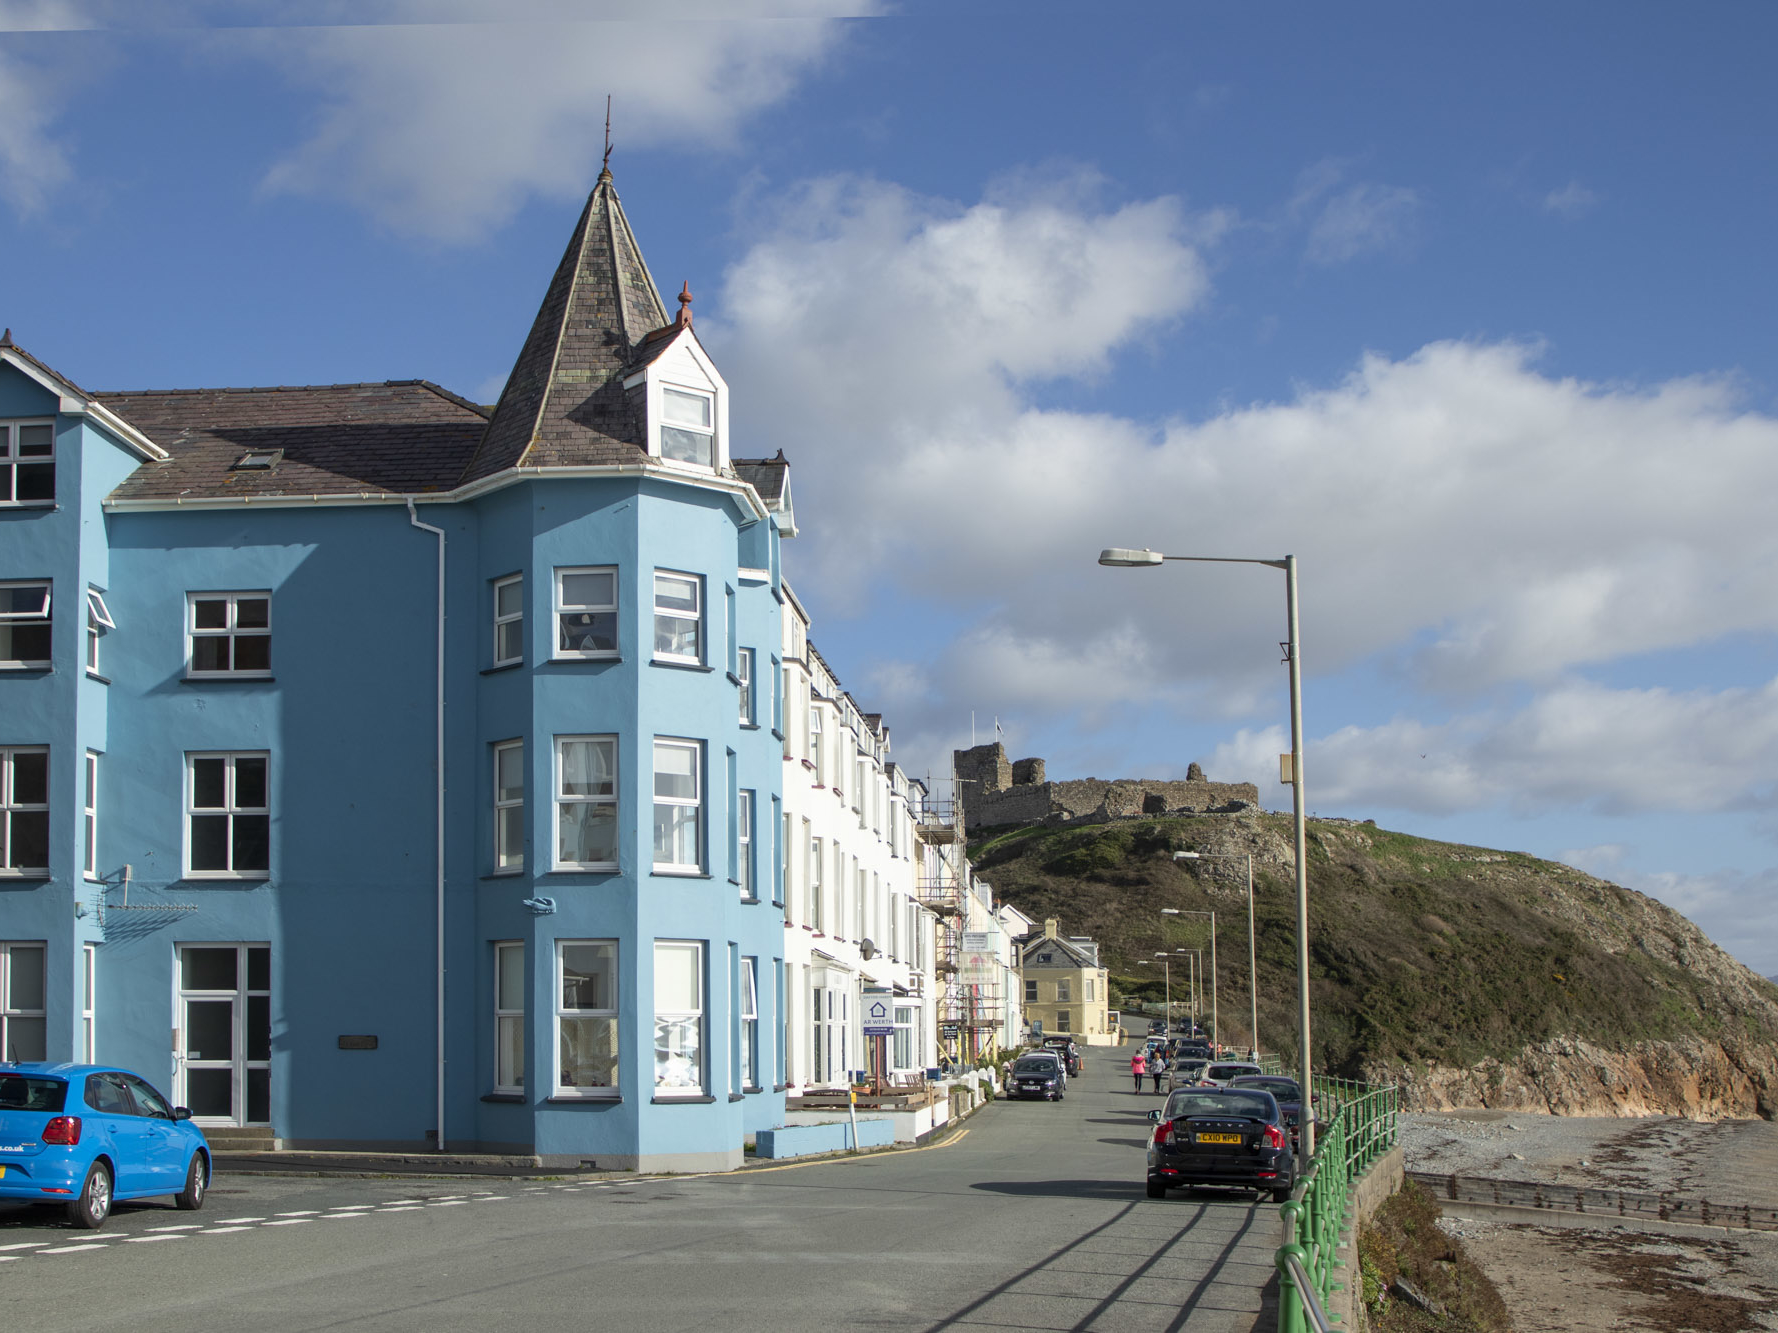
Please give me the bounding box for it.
[860,938,877,959]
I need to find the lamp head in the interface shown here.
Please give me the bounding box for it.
[1172,851,1200,861]
[1098,547,1164,567]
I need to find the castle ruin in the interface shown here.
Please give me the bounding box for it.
[953,742,1259,834]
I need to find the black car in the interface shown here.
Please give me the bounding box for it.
[1174,1039,1212,1062]
[1144,1086,1295,1202]
[1148,1020,1168,1036]
[1041,1037,1083,1076]
[1008,1053,1066,1100]
[1231,1075,1316,1150]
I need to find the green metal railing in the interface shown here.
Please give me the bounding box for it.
[1275,1077,1399,1332]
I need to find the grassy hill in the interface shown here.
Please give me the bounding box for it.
[971,813,1778,1079]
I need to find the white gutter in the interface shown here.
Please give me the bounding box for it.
[406,497,447,1153]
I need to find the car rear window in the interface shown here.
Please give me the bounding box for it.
[0,1074,67,1112]
[1164,1091,1275,1120]
[1208,1064,1260,1079]
[1013,1058,1057,1074]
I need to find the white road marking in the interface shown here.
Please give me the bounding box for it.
[262,1218,310,1226]
[428,1200,467,1207]
[379,1205,424,1212]
[216,1216,265,1224]
[275,1209,321,1217]
[201,1226,253,1234]
[148,1224,204,1232]
[40,1243,108,1254]
[0,1241,49,1251]
[124,1235,184,1243]
[320,1211,366,1219]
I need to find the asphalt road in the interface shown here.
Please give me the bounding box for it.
[0,1052,1279,1332]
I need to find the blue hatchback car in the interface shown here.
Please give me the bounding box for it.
[0,1063,210,1229]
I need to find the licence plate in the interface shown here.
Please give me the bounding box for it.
[1196,1132,1242,1145]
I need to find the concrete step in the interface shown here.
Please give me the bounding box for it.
[201,1126,278,1150]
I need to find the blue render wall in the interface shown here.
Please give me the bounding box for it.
[0,383,787,1170]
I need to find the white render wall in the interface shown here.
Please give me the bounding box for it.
[777,584,937,1092]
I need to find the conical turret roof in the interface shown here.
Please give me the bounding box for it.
[461,168,670,484]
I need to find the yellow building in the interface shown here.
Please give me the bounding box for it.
[1019,919,1114,1046]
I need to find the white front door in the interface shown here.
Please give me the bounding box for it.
[175,944,271,1126]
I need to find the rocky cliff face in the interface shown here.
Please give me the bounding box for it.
[1368,1034,1778,1120]
[974,812,1778,1119]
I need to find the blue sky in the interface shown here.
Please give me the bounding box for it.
[6,2,1778,971]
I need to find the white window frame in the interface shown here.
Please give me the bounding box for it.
[83,750,98,880]
[185,591,271,679]
[0,942,47,1062]
[1,747,50,877]
[651,738,703,874]
[809,705,823,783]
[0,580,51,669]
[81,943,96,1062]
[554,735,618,872]
[554,939,619,1098]
[553,566,618,660]
[492,573,523,667]
[1057,978,1072,1003]
[652,570,703,665]
[493,739,524,874]
[653,940,705,1097]
[0,419,55,506]
[808,834,823,931]
[657,383,717,470]
[737,788,755,901]
[494,941,524,1094]
[740,956,760,1091]
[184,751,271,879]
[737,648,754,724]
[85,588,113,676]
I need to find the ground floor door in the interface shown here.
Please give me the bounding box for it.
[175,943,271,1126]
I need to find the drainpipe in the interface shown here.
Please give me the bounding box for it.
[407,498,447,1152]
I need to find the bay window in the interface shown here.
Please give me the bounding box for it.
[493,740,524,873]
[492,574,523,666]
[652,739,701,872]
[659,386,714,468]
[653,941,704,1095]
[555,940,617,1095]
[737,789,755,900]
[554,567,617,659]
[555,736,617,871]
[741,957,760,1091]
[652,571,702,663]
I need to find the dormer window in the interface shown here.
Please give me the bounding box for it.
[231,449,282,471]
[660,387,714,468]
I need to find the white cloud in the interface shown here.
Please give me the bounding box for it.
[712,173,1778,793]
[1543,180,1600,220]
[0,3,89,215]
[1208,677,1778,818]
[240,3,876,243]
[1289,158,1421,263]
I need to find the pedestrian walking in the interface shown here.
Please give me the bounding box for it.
[1150,1051,1167,1093]
[1130,1049,1147,1094]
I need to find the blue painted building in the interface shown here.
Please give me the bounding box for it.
[0,169,792,1171]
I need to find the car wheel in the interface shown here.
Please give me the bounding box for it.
[1145,1178,1167,1199]
[66,1162,112,1230]
[175,1153,208,1211]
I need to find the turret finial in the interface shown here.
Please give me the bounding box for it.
[676,282,693,330]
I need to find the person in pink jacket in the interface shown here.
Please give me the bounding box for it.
[1130,1049,1148,1094]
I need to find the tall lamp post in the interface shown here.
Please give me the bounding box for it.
[1164,907,1218,1052]
[1100,546,1314,1155]
[1175,851,1255,1060]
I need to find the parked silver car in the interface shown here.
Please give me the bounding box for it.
[1201,1060,1264,1086]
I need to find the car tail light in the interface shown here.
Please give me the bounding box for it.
[42,1116,82,1146]
[1262,1123,1287,1151]
[1153,1120,1173,1147]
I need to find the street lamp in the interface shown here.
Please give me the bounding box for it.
[1164,907,1218,1052]
[1176,850,1255,1061]
[1100,545,1314,1155]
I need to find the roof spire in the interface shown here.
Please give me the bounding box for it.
[676,281,693,330]
[0,328,12,348]
[600,94,613,182]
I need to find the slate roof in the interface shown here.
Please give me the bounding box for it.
[460,167,671,484]
[1021,934,1102,970]
[733,453,789,504]
[98,382,490,501]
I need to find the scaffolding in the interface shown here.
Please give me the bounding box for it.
[916,775,1003,1063]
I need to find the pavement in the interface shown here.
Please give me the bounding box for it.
[0,1049,1281,1332]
